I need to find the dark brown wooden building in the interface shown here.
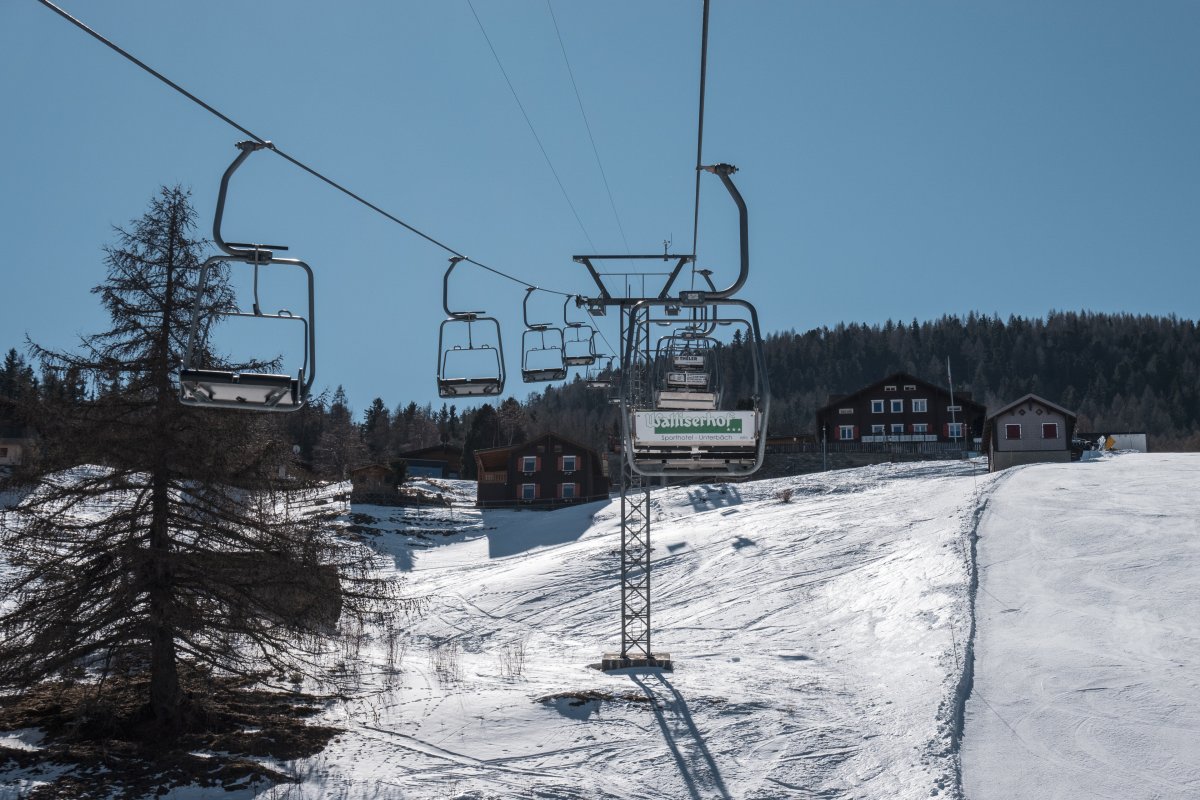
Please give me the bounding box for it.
[815,372,986,447]
[398,444,464,479]
[350,464,402,505]
[475,433,609,509]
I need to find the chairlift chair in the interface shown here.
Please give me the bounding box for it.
[621,301,767,477]
[586,355,615,389]
[436,257,506,398]
[562,296,598,367]
[520,288,568,383]
[655,332,720,411]
[179,141,315,412]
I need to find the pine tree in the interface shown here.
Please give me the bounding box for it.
[0,187,396,735]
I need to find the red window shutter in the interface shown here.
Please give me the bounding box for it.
[943,423,949,438]
[851,425,858,440]
[1042,423,1058,439]
[557,455,564,471]
[574,482,580,498]
[535,483,541,499]
[536,456,541,472]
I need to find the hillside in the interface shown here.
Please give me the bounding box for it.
[4,454,1198,798]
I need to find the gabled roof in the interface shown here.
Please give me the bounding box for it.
[986,393,1076,422]
[350,463,392,476]
[398,443,463,458]
[816,371,985,414]
[473,431,600,458]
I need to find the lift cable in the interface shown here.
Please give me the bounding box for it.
[466,0,598,253]
[546,0,630,253]
[35,0,580,298]
[689,0,712,288]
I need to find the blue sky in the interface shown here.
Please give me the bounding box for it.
[2,1,1198,414]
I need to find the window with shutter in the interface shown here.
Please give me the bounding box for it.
[1005,424,1022,440]
[1041,423,1058,439]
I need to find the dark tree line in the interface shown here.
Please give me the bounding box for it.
[8,310,1198,484]
[738,312,1200,450]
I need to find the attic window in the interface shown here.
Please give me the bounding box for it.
[904,384,916,391]
[838,407,854,415]
[554,444,563,452]
[884,385,897,392]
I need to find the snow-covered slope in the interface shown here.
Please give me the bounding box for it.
[277,461,987,799]
[962,454,1200,800]
[11,454,1194,799]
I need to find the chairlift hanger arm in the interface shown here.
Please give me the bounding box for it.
[524,286,553,329]
[212,141,289,261]
[443,256,484,318]
[687,164,748,301]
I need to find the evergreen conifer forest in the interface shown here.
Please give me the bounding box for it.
[6,311,1198,477]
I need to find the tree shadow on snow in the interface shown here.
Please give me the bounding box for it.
[685,484,744,513]
[630,672,731,800]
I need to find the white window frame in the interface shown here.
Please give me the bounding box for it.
[838,407,854,415]
[912,398,928,413]
[870,399,884,414]
[947,404,962,412]
[1041,422,1059,440]
[521,483,537,500]
[521,455,537,473]
[561,482,576,499]
[903,384,917,391]
[562,454,577,472]
[890,423,905,435]
[912,423,929,434]
[839,425,855,440]
[884,385,897,392]
[871,424,885,434]
[947,422,964,439]
[1005,423,1022,440]
[890,399,904,413]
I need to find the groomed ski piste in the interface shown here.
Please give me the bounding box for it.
[2,454,1198,798]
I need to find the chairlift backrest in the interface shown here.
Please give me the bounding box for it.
[521,288,567,383]
[179,141,315,412]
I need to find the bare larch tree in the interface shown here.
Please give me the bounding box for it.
[0,187,398,735]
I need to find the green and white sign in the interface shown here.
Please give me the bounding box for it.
[634,411,757,445]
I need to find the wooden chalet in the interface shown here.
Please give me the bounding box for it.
[475,433,609,509]
[984,394,1077,472]
[815,372,986,448]
[349,463,402,505]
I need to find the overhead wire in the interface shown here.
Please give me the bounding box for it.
[34,0,579,298]
[465,0,598,253]
[689,0,712,288]
[546,0,631,254]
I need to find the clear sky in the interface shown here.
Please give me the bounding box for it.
[3,1,1198,414]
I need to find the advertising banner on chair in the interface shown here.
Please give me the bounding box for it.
[633,411,756,446]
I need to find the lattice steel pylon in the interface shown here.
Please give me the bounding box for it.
[616,469,655,664]
[578,163,766,672]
